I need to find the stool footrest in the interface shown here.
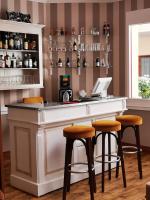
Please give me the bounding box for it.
[122,146,142,154]
[95,154,120,164]
[68,162,95,174]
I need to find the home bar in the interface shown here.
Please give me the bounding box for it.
[0,0,150,200]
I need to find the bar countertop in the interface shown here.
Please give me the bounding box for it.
[6,96,127,111]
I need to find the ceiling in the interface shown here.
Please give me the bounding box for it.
[28,0,122,3]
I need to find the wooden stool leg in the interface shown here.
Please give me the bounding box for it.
[116,126,124,178]
[86,138,95,200]
[63,138,74,200]
[108,134,111,180]
[102,133,106,192]
[118,132,126,188]
[135,125,143,179]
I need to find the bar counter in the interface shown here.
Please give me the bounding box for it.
[7,96,127,196]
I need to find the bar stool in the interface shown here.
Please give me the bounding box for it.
[63,125,96,200]
[116,115,143,179]
[92,120,126,192]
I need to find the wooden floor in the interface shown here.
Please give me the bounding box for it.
[3,152,150,200]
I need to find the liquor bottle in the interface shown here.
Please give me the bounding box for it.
[30,36,36,50]
[58,58,63,67]
[4,33,8,49]
[28,54,33,68]
[14,33,21,50]
[0,34,3,49]
[66,57,70,67]
[33,57,38,68]
[82,57,87,68]
[17,56,23,68]
[96,57,100,67]
[9,33,14,49]
[4,52,11,68]
[19,34,23,50]
[24,34,29,50]
[77,57,80,68]
[73,39,77,51]
[11,53,17,68]
[24,54,29,68]
[0,55,5,68]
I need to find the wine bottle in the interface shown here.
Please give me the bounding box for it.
[24,54,28,68]
[14,33,21,50]
[28,54,33,68]
[66,57,70,67]
[4,52,11,68]
[73,39,77,51]
[24,34,29,50]
[11,53,17,68]
[82,57,87,68]
[77,57,80,68]
[58,58,63,67]
[96,57,100,67]
[4,33,8,49]
[0,34,3,49]
[9,33,14,49]
[0,55,5,68]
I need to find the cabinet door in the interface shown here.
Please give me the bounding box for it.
[44,125,68,181]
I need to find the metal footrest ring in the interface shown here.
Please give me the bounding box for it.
[122,146,142,154]
[68,162,95,174]
[95,154,120,164]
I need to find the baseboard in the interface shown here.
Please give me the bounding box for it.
[122,142,150,152]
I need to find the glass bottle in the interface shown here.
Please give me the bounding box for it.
[33,57,38,68]
[14,33,21,50]
[77,57,80,68]
[0,34,3,49]
[96,57,100,67]
[82,57,87,68]
[24,54,29,68]
[73,39,77,51]
[58,58,63,67]
[0,55,5,68]
[24,34,29,50]
[4,52,11,68]
[4,33,8,49]
[11,53,17,68]
[66,57,70,67]
[28,54,33,68]
[9,33,14,49]
[17,56,23,68]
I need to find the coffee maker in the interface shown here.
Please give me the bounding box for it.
[59,75,73,102]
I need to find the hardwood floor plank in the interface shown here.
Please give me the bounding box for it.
[4,152,150,200]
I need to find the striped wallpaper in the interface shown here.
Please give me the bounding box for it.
[0,0,150,105]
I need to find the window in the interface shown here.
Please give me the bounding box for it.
[126,8,150,110]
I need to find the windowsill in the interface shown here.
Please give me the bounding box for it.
[127,98,150,111]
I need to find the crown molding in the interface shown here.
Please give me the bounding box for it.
[28,0,122,3]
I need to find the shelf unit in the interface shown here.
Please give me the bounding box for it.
[0,19,45,90]
[49,32,111,75]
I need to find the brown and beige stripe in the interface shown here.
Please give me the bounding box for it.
[0,0,150,105]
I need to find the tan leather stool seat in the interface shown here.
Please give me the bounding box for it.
[63,125,95,139]
[116,115,143,126]
[92,120,121,132]
[23,96,43,104]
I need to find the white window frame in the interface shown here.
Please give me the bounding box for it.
[126,8,150,111]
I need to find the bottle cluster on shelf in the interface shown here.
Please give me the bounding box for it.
[50,22,110,37]
[0,31,37,51]
[0,52,38,68]
[51,56,110,69]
